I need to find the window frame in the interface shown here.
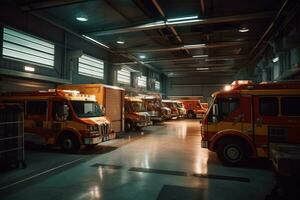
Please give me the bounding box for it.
[78,54,104,79]
[2,27,55,68]
[280,96,300,117]
[117,68,131,85]
[137,75,147,88]
[26,100,48,118]
[259,97,279,116]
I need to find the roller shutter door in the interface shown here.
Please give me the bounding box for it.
[105,88,122,133]
[0,76,55,92]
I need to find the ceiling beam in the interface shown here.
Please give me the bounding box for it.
[87,12,275,36]
[117,41,252,53]
[114,55,248,65]
[20,0,88,11]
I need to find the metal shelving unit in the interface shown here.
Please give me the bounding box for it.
[0,103,26,169]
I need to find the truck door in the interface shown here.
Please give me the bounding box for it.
[217,97,243,132]
[51,100,71,144]
[253,96,280,157]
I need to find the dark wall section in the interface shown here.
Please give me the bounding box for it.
[0,1,110,87]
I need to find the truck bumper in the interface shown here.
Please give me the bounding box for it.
[84,136,103,145]
[196,114,205,119]
[151,116,163,121]
[201,140,209,148]
[135,121,148,127]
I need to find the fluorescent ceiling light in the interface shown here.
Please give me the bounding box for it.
[272,57,279,63]
[166,19,202,25]
[183,44,206,48]
[76,17,88,22]
[139,55,146,59]
[193,54,208,58]
[24,66,35,72]
[167,16,198,22]
[82,35,110,49]
[116,40,125,44]
[238,27,249,33]
[196,67,209,71]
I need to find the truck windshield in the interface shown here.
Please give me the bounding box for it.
[131,102,146,112]
[71,101,103,118]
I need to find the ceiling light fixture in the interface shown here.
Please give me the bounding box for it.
[116,40,125,44]
[183,44,206,49]
[82,35,110,49]
[24,66,35,72]
[166,19,202,25]
[196,67,209,71]
[76,16,88,22]
[139,55,146,59]
[193,54,208,58]
[272,57,279,63]
[167,16,198,22]
[238,27,249,33]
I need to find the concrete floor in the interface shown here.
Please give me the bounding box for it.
[0,120,275,200]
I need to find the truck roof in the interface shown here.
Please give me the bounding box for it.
[0,89,96,101]
[215,81,300,97]
[125,96,143,102]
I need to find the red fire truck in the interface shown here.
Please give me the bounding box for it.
[201,80,300,166]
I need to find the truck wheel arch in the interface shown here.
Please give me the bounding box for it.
[57,128,82,145]
[209,130,256,158]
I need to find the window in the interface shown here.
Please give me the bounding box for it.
[259,97,278,116]
[117,68,131,85]
[218,98,239,118]
[26,101,47,115]
[281,97,300,116]
[137,76,147,88]
[155,81,160,91]
[78,54,104,79]
[53,101,70,121]
[2,27,55,67]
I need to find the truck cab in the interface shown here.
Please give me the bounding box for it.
[162,100,180,119]
[142,96,165,122]
[124,97,152,131]
[181,100,207,119]
[201,80,300,166]
[0,90,113,153]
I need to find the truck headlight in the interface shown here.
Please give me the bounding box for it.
[87,125,99,132]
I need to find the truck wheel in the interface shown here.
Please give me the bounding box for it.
[216,138,247,167]
[59,133,80,153]
[125,120,134,131]
[187,111,194,119]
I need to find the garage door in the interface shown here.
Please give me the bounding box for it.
[0,76,55,92]
[105,88,123,133]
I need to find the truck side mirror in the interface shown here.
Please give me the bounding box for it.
[101,105,106,115]
[63,105,69,119]
[212,104,218,116]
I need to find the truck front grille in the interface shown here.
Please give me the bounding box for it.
[100,123,109,136]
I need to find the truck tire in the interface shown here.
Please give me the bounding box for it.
[125,120,134,131]
[59,133,80,153]
[187,111,194,119]
[216,138,247,167]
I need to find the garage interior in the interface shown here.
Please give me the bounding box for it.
[0,0,300,200]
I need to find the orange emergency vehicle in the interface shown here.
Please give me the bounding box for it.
[181,100,207,119]
[201,80,300,166]
[124,96,152,131]
[0,89,114,153]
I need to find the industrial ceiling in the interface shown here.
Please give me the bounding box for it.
[12,0,291,80]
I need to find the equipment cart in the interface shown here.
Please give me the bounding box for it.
[0,103,26,169]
